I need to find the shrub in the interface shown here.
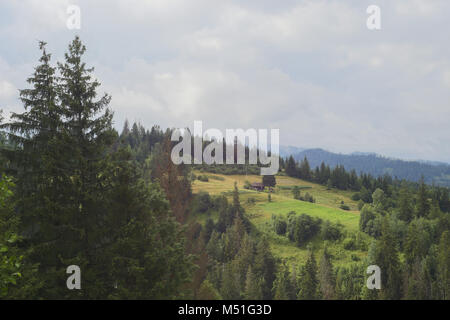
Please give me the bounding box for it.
[272,216,287,235]
[287,213,322,247]
[351,193,361,201]
[292,186,301,200]
[196,191,212,213]
[321,220,343,241]
[340,204,350,211]
[197,175,209,182]
[343,238,357,250]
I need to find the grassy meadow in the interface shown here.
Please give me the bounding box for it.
[191,171,368,267]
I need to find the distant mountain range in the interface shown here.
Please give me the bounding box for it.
[279,147,450,187]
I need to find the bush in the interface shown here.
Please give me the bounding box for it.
[196,192,212,213]
[340,204,350,211]
[272,215,287,235]
[351,193,361,201]
[303,192,315,203]
[343,237,357,250]
[292,186,301,200]
[287,213,322,247]
[321,220,343,241]
[197,175,209,182]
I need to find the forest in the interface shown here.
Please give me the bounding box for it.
[290,148,450,187]
[0,37,449,300]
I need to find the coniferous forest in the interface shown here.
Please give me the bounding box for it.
[0,38,449,301]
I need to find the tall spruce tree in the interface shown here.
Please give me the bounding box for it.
[50,36,116,298]
[375,218,402,299]
[0,41,67,298]
[272,261,294,300]
[398,184,413,222]
[297,247,318,300]
[318,247,335,300]
[416,177,430,218]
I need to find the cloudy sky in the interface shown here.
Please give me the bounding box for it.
[1,0,449,162]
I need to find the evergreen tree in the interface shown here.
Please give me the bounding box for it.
[285,156,296,177]
[0,41,68,298]
[299,157,311,180]
[221,262,241,299]
[297,247,318,300]
[437,231,450,299]
[253,237,276,299]
[398,184,413,222]
[197,280,222,300]
[318,247,335,300]
[272,262,293,300]
[416,177,430,218]
[103,151,195,299]
[375,218,402,299]
[244,266,263,300]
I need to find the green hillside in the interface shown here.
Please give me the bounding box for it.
[191,172,368,267]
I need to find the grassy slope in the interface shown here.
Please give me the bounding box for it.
[191,172,367,266]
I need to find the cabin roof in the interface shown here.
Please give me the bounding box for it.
[251,182,264,187]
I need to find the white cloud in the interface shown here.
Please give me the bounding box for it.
[1,0,450,162]
[0,80,16,100]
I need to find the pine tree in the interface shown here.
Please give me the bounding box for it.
[299,157,311,180]
[398,184,413,222]
[49,36,117,298]
[244,266,263,300]
[297,247,318,300]
[318,247,335,300]
[221,262,241,299]
[197,280,222,300]
[285,156,296,177]
[272,262,292,300]
[406,257,427,300]
[416,177,429,218]
[375,218,402,299]
[0,41,68,298]
[437,231,450,299]
[103,152,195,299]
[253,237,276,299]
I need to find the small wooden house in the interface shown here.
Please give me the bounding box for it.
[251,182,264,191]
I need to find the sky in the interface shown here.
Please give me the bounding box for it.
[0,0,449,163]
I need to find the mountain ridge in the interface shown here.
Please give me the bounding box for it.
[280,147,450,187]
